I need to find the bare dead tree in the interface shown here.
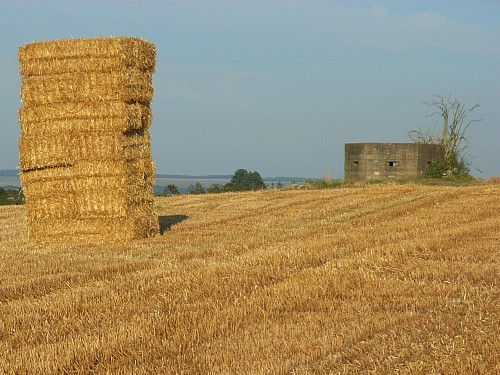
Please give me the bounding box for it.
[408,94,481,175]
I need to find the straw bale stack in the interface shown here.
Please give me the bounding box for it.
[18,37,159,243]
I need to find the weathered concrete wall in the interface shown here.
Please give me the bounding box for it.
[345,143,445,181]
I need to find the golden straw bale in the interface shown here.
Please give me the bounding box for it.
[20,115,145,138]
[19,101,151,124]
[69,157,156,187]
[21,167,154,200]
[21,172,77,198]
[25,193,77,221]
[20,159,155,197]
[70,158,154,179]
[21,69,153,106]
[19,130,151,171]
[19,37,155,76]
[19,102,152,136]
[24,188,154,222]
[21,158,155,223]
[18,132,73,170]
[18,36,158,244]
[19,163,75,183]
[28,211,158,244]
[74,190,154,219]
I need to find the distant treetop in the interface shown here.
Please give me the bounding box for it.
[226,169,266,191]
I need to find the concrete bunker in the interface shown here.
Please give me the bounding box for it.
[344,143,445,181]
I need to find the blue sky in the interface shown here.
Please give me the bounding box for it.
[1,0,499,178]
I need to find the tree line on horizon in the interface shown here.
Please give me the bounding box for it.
[164,169,267,196]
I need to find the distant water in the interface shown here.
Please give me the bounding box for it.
[0,176,234,193]
[0,176,233,192]
[1,175,300,194]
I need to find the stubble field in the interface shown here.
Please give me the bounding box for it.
[0,183,499,374]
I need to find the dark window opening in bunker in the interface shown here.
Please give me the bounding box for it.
[353,161,359,166]
[388,161,398,167]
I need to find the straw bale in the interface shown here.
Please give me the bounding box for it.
[21,68,153,106]
[19,102,151,136]
[20,163,75,184]
[19,130,151,171]
[25,193,77,220]
[18,36,158,244]
[19,101,151,123]
[71,157,154,178]
[28,211,159,244]
[19,37,155,76]
[25,189,154,221]
[21,166,154,199]
[21,158,155,222]
[21,172,77,198]
[74,191,154,219]
[18,131,68,169]
[20,159,155,195]
[70,157,156,186]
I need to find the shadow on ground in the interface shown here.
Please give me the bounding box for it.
[158,215,189,234]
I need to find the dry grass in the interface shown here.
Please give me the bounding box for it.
[1,184,499,374]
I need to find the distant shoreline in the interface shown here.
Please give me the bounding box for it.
[1,170,311,191]
[0,169,310,181]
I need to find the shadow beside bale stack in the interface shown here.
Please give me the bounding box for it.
[18,37,159,244]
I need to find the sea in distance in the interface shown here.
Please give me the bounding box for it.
[0,173,309,195]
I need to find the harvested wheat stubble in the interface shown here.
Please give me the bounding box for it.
[1,185,499,373]
[18,36,158,244]
[18,102,152,136]
[18,37,155,76]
